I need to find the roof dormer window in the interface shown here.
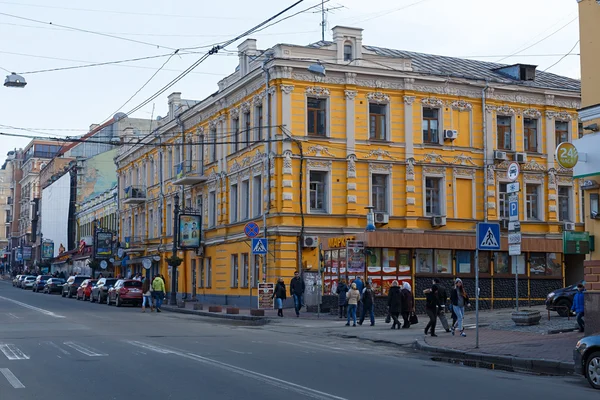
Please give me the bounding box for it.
[344,43,353,62]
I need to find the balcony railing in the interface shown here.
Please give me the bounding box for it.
[123,186,146,204]
[172,161,207,186]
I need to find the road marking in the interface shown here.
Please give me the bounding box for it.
[0,344,29,360]
[127,340,347,400]
[0,368,25,389]
[7,313,21,319]
[301,341,344,351]
[42,341,70,355]
[279,341,345,354]
[229,350,252,355]
[63,342,107,357]
[0,296,65,318]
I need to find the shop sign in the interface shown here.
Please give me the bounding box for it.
[563,231,590,255]
[258,282,274,310]
[328,236,356,249]
[555,142,579,169]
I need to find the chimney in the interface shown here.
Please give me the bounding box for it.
[237,38,258,77]
[332,26,363,64]
[89,124,100,132]
[120,126,135,139]
[168,92,182,119]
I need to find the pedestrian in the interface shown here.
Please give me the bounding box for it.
[450,278,470,337]
[289,271,305,318]
[273,278,286,317]
[359,282,375,326]
[336,279,349,319]
[141,276,153,312]
[160,274,167,302]
[345,283,360,327]
[151,274,165,312]
[387,280,403,329]
[433,278,450,333]
[572,282,585,333]
[424,284,439,337]
[400,282,414,328]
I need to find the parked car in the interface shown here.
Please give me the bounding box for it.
[106,279,143,307]
[91,278,118,304]
[32,275,52,293]
[62,276,91,298]
[76,279,97,301]
[22,276,36,289]
[546,281,584,317]
[574,334,600,390]
[44,278,65,294]
[16,275,27,288]
[12,275,22,286]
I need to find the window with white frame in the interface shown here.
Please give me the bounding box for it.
[371,174,389,213]
[525,184,540,220]
[498,183,509,219]
[167,150,173,179]
[307,97,327,136]
[230,254,239,288]
[241,180,249,220]
[148,209,154,238]
[231,118,239,153]
[558,186,572,222]
[242,111,251,148]
[523,118,538,153]
[555,121,569,146]
[425,177,443,216]
[497,116,512,150]
[309,170,328,213]
[241,253,249,288]
[149,160,154,186]
[205,257,212,288]
[590,193,599,219]
[369,103,387,140]
[166,203,172,235]
[422,108,439,144]
[208,191,216,227]
[230,183,238,223]
[198,258,204,288]
[210,128,217,163]
[253,175,262,217]
[343,42,353,62]
[255,105,263,142]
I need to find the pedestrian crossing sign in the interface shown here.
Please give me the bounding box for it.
[251,238,268,255]
[476,222,501,251]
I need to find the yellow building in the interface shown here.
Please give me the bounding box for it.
[117,26,582,310]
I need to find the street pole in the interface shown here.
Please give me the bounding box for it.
[475,248,480,349]
[515,256,519,312]
[170,193,180,305]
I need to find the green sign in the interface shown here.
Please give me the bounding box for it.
[563,231,590,255]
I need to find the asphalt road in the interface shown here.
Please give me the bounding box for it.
[0,280,596,400]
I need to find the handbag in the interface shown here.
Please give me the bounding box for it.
[410,312,419,324]
[385,312,391,324]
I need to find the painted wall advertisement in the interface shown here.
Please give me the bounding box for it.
[258,282,274,310]
[179,214,201,249]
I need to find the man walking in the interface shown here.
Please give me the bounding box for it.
[151,274,165,312]
[572,282,585,333]
[433,278,450,333]
[290,271,305,317]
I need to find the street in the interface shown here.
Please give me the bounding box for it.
[0,280,596,400]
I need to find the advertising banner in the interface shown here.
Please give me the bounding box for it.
[258,282,274,310]
[42,241,54,260]
[178,214,201,249]
[95,232,113,258]
[22,246,32,261]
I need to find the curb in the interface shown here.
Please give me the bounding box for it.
[161,306,270,326]
[413,339,574,375]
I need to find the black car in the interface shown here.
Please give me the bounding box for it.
[32,275,52,293]
[61,276,91,298]
[91,278,118,304]
[44,278,65,294]
[546,281,584,317]
[574,335,600,390]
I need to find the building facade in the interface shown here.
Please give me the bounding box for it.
[0,166,10,270]
[116,26,582,309]
[3,149,23,272]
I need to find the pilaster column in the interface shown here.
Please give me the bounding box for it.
[404,158,418,228]
[346,155,357,214]
[280,84,294,154]
[403,95,415,159]
[281,151,294,213]
[545,111,556,170]
[345,90,357,156]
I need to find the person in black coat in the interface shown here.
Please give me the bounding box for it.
[387,280,403,329]
[336,280,349,319]
[433,278,450,333]
[424,284,439,337]
[290,271,305,317]
[359,282,375,326]
[400,282,414,328]
[272,278,286,317]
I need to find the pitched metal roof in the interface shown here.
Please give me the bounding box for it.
[307,41,580,93]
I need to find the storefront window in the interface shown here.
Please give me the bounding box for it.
[416,249,434,273]
[546,253,562,277]
[367,248,382,295]
[494,252,510,275]
[478,251,491,274]
[529,253,546,276]
[435,250,452,274]
[456,251,472,274]
[511,254,526,275]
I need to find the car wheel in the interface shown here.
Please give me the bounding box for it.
[586,351,600,390]
[106,295,111,306]
[90,293,96,303]
[61,290,66,297]
[116,296,121,307]
[97,294,103,304]
[556,299,571,317]
[68,289,73,299]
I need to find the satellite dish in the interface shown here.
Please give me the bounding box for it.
[113,112,127,121]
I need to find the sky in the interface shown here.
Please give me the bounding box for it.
[0,0,582,163]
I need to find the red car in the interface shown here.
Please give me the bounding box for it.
[76,279,97,301]
[106,279,143,307]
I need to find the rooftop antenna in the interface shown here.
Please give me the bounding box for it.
[315,1,345,42]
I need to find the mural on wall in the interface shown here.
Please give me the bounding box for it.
[77,149,118,204]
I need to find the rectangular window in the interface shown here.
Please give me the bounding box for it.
[371,174,388,213]
[252,255,261,287]
[243,111,251,148]
[231,118,239,153]
[425,177,442,216]
[422,108,439,144]
[255,105,263,142]
[241,180,250,220]
[555,121,569,146]
[498,183,508,219]
[167,151,173,179]
[166,204,172,236]
[497,116,512,150]
[523,118,538,152]
[210,128,217,163]
[241,253,249,288]
[558,186,571,222]
[198,258,204,288]
[494,252,510,275]
[253,175,262,217]
[230,184,238,223]
[309,171,328,212]
[307,97,327,136]
[369,103,387,140]
[205,257,212,288]
[526,184,540,220]
[456,179,473,219]
[208,191,216,227]
[591,193,599,218]
[230,254,239,288]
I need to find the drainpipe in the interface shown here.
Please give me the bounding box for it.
[482,81,489,223]
[262,56,272,284]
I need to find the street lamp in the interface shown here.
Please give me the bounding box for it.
[4,73,27,88]
[365,206,376,232]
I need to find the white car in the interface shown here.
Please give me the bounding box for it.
[22,276,36,289]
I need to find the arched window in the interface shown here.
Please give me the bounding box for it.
[343,42,353,62]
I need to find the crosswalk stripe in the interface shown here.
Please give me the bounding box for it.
[63,342,107,357]
[0,344,29,360]
[0,368,25,389]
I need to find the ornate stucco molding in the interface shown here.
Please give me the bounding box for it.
[406,158,415,181]
[306,159,332,170]
[364,148,397,161]
[422,152,446,164]
[347,154,357,178]
[280,84,294,95]
[305,86,330,97]
[522,108,542,119]
[451,153,476,166]
[369,163,392,173]
[306,145,334,157]
[403,95,415,105]
[449,99,473,111]
[421,97,444,108]
[344,90,357,100]
[367,92,390,103]
[522,159,546,172]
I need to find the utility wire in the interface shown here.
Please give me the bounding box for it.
[0,65,10,73]
[543,40,580,72]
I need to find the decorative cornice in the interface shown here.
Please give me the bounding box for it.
[495,105,516,116]
[556,165,573,175]
[423,166,445,175]
[367,92,390,103]
[306,145,334,157]
[345,72,357,85]
[230,108,240,119]
[522,108,542,119]
[240,101,251,113]
[364,148,397,161]
[523,173,544,183]
[521,159,546,172]
[369,163,392,173]
[421,97,444,108]
[453,167,476,178]
[422,151,446,164]
[449,99,473,112]
[305,86,330,97]
[307,159,332,169]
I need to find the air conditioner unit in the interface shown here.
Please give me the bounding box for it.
[374,212,389,224]
[514,152,527,163]
[563,222,575,232]
[443,129,458,140]
[302,236,319,248]
[501,219,510,230]
[431,216,446,227]
[494,150,508,161]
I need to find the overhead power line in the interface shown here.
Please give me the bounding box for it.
[543,40,580,72]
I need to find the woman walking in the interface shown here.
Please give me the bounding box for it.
[336,280,349,319]
[387,280,403,329]
[424,285,439,337]
[359,282,375,326]
[450,278,470,337]
[400,282,414,328]
[345,283,360,327]
[273,278,286,317]
[141,277,153,312]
